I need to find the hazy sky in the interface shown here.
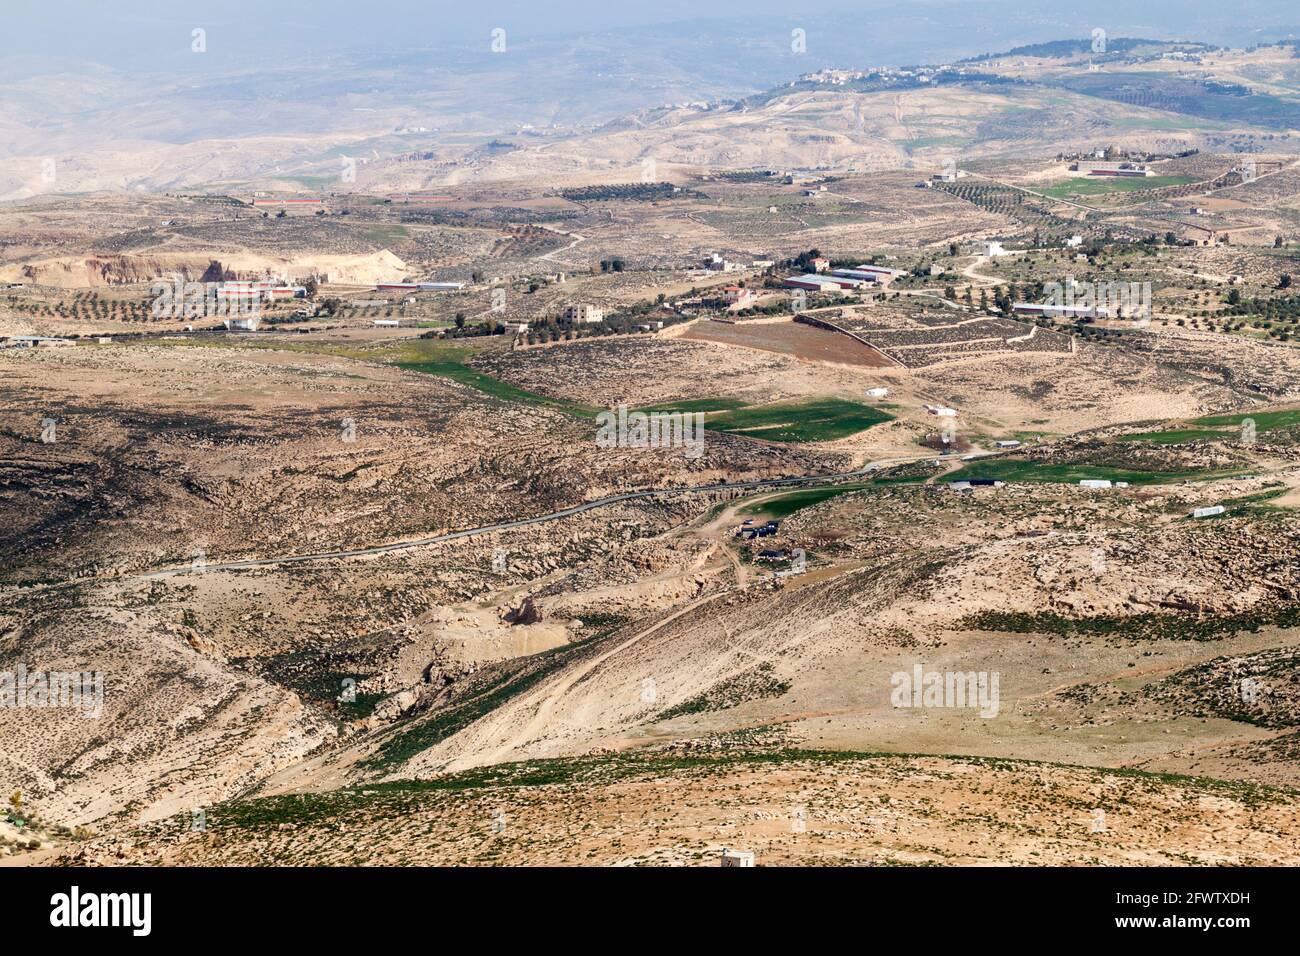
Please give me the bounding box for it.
[6,0,1300,74]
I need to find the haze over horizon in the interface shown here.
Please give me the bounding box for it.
[6,0,1300,77]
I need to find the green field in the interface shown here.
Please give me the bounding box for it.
[689,397,894,443]
[943,458,1240,486]
[361,224,412,245]
[738,482,875,519]
[1116,428,1230,445]
[401,351,890,443]
[152,335,891,444]
[1040,175,1195,198]
[398,350,599,416]
[634,397,748,414]
[1119,408,1300,444]
[1192,409,1300,431]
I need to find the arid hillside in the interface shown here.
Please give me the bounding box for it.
[48,748,1300,867]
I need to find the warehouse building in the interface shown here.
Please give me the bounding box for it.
[783,274,850,292]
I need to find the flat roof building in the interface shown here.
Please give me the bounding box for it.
[1013,301,1111,319]
[783,274,847,292]
[559,303,605,324]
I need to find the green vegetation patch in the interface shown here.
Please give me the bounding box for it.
[359,614,629,771]
[1117,428,1235,445]
[962,603,1300,643]
[635,397,748,414]
[1117,408,1300,445]
[1144,646,1300,729]
[635,396,894,443]
[1192,408,1300,431]
[657,662,793,719]
[943,457,1233,486]
[397,343,599,416]
[185,745,1297,837]
[1039,175,1195,198]
[704,397,892,443]
[738,483,873,519]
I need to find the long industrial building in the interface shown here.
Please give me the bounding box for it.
[784,274,863,291]
[375,281,467,292]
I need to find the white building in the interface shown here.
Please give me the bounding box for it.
[1079,479,1112,489]
[373,319,399,327]
[1014,302,1111,320]
[783,274,848,293]
[1192,505,1226,519]
[1,335,74,348]
[721,850,755,868]
[850,263,905,281]
[866,387,889,398]
[830,269,881,284]
[223,317,260,332]
[705,253,741,272]
[981,241,1009,256]
[559,303,605,324]
[924,404,957,417]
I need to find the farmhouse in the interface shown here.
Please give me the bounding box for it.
[720,285,755,305]
[559,303,605,324]
[705,253,741,272]
[1,335,73,348]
